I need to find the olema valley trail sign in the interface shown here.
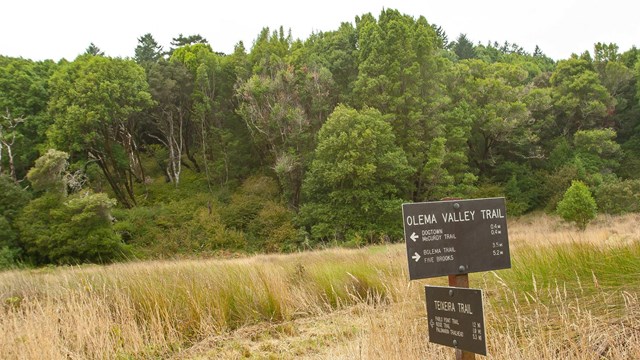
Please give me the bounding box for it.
[402,197,511,280]
[402,197,511,358]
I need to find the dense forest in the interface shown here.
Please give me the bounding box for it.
[1,9,639,267]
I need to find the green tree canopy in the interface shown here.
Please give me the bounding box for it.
[299,105,413,243]
[47,55,152,207]
[556,180,597,230]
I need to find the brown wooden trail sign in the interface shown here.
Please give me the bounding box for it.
[402,197,511,280]
[425,286,487,356]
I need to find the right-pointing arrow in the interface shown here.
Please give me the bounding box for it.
[412,252,421,262]
[410,232,419,242]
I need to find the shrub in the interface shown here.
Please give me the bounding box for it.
[247,201,298,252]
[595,178,640,214]
[556,180,597,230]
[220,176,280,231]
[17,192,128,265]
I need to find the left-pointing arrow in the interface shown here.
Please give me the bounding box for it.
[410,232,419,242]
[412,252,421,262]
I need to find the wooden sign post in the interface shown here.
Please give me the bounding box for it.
[449,274,474,360]
[402,197,511,359]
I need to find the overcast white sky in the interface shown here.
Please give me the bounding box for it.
[2,0,638,62]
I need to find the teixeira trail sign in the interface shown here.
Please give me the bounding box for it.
[425,286,487,356]
[402,197,511,280]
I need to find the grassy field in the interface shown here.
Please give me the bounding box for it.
[1,213,640,359]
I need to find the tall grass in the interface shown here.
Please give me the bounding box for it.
[1,214,640,359]
[0,247,404,359]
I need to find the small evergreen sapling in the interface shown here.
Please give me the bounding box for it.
[556,180,597,230]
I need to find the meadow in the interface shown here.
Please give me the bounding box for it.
[1,213,640,359]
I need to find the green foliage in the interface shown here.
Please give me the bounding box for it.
[0,56,56,180]
[573,128,620,173]
[595,178,640,214]
[134,33,164,64]
[220,176,280,230]
[0,245,21,269]
[550,58,613,135]
[247,201,299,252]
[217,176,298,252]
[4,9,640,265]
[556,180,597,230]
[452,34,476,60]
[47,55,152,208]
[27,149,68,193]
[0,175,30,236]
[112,197,246,257]
[495,162,544,215]
[16,192,127,265]
[299,105,413,243]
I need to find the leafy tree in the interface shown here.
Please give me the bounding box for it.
[595,178,640,214]
[0,56,56,180]
[550,58,613,136]
[573,128,620,174]
[0,175,30,252]
[17,191,125,265]
[248,27,292,75]
[145,60,194,185]
[47,55,153,208]
[353,10,461,199]
[456,60,536,176]
[16,150,125,264]
[27,149,69,194]
[236,41,334,207]
[556,180,597,230]
[299,105,413,243]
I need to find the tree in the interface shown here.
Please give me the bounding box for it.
[301,22,358,103]
[550,58,613,136]
[353,10,457,200]
[237,33,334,207]
[452,34,476,60]
[456,60,537,176]
[0,56,56,181]
[0,175,30,253]
[84,43,104,56]
[27,149,69,194]
[556,180,597,230]
[299,105,413,243]
[134,33,164,64]
[145,60,194,185]
[169,34,208,55]
[0,110,24,181]
[16,150,126,265]
[236,66,308,206]
[171,34,208,48]
[47,55,153,208]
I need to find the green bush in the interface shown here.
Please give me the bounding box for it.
[247,201,298,252]
[113,196,249,258]
[17,192,128,265]
[595,178,640,214]
[556,180,597,230]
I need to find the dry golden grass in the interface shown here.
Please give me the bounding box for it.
[1,213,639,359]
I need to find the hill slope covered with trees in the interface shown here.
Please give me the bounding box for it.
[1,9,640,267]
